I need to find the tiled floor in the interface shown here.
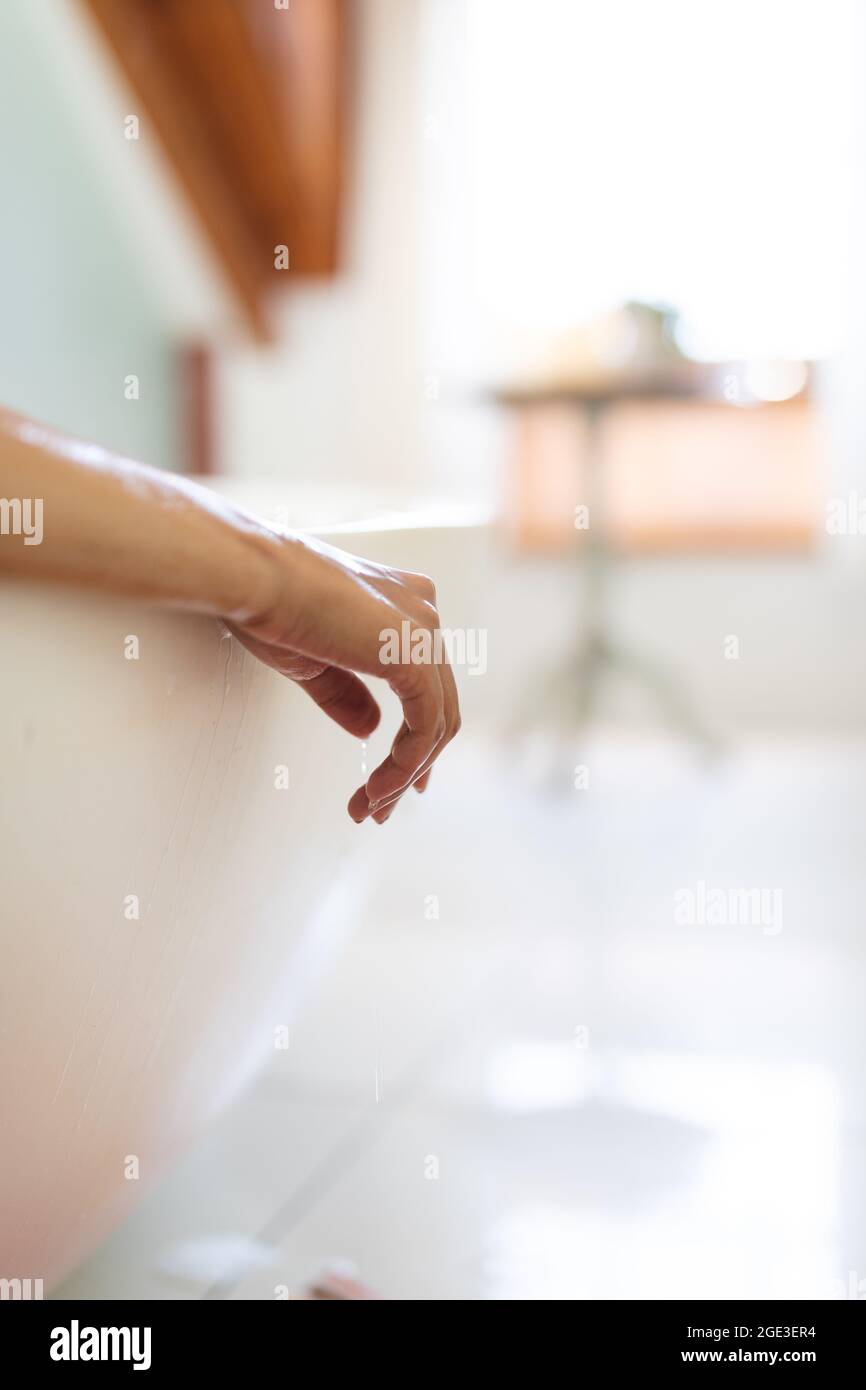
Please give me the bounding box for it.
[57,734,866,1300]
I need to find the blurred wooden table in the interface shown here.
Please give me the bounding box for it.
[494,369,728,751]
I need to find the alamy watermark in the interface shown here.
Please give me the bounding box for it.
[379,619,487,676]
[0,1276,44,1299]
[50,1322,151,1371]
[0,496,43,544]
[830,1270,866,1299]
[826,492,866,536]
[674,880,783,935]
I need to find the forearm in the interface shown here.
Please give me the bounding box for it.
[0,406,460,823]
[0,408,277,621]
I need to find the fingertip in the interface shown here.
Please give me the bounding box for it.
[357,703,382,737]
[348,787,372,822]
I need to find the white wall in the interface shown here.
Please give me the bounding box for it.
[0,0,181,468]
[211,0,866,736]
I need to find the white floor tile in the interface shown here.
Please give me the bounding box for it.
[54,1080,365,1300]
[61,735,866,1299]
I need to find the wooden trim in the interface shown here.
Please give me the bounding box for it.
[81,0,350,337]
[84,0,271,339]
[263,0,349,274]
[182,344,215,476]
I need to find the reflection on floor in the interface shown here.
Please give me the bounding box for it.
[57,735,866,1300]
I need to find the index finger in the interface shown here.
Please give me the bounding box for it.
[347,657,445,821]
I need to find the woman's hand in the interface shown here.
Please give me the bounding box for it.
[0,408,460,824]
[230,532,461,824]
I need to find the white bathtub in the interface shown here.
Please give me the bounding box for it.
[0,487,489,1290]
